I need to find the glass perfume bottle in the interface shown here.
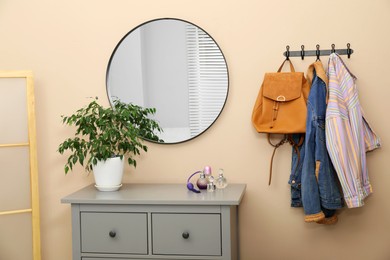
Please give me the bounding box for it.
[203,165,212,182]
[207,176,216,192]
[216,168,228,189]
[196,171,208,190]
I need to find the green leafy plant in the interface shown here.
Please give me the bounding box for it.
[58,97,163,174]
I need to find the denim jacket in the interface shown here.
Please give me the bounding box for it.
[289,61,343,224]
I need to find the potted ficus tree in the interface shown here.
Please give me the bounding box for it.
[58,97,163,191]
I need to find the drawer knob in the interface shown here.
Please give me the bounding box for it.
[109,231,116,238]
[182,232,190,239]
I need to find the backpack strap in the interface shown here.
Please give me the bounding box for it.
[267,134,304,186]
[268,134,288,185]
[277,59,296,72]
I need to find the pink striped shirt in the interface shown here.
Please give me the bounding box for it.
[325,53,381,208]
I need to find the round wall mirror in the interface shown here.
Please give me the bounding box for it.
[106,18,229,144]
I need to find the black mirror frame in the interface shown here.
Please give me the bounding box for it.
[106,17,229,144]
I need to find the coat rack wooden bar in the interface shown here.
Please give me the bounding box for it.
[283,43,354,59]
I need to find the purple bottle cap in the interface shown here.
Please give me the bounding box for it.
[204,166,212,176]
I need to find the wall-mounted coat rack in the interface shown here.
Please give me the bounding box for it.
[283,43,353,60]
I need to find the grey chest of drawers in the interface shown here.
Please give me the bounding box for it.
[61,183,246,260]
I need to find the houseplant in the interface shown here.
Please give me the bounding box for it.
[58,97,163,191]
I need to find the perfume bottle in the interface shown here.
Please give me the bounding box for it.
[203,166,212,182]
[196,171,208,190]
[216,168,228,189]
[207,176,216,192]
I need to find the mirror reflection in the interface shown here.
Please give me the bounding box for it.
[106,18,229,144]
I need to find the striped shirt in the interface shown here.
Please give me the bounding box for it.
[325,53,381,208]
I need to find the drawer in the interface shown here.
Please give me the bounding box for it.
[152,213,221,256]
[80,212,148,254]
[83,258,145,260]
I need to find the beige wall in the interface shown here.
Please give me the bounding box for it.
[1,0,390,259]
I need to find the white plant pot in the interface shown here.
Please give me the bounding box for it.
[92,157,124,191]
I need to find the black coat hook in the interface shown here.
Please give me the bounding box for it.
[316,44,320,61]
[347,43,351,58]
[282,43,353,59]
[286,45,290,60]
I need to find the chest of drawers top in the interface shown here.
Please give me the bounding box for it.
[61,183,246,206]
